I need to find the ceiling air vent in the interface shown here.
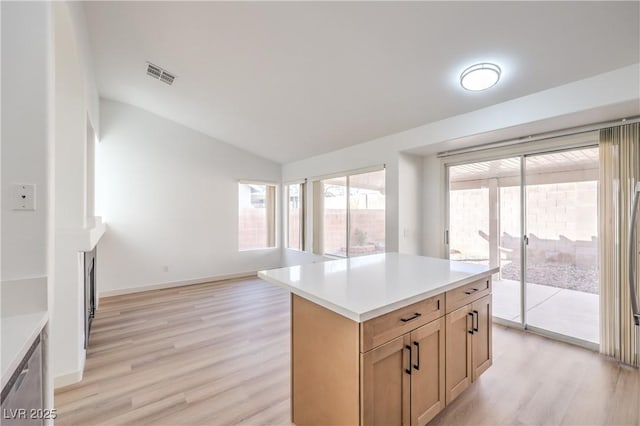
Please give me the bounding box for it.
[159,71,175,85]
[146,62,176,86]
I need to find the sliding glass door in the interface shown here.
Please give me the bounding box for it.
[524,148,600,343]
[448,157,522,322]
[447,146,600,346]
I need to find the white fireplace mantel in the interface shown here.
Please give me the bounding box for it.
[81,216,106,252]
[57,217,107,253]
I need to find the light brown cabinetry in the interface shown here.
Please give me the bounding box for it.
[444,303,472,404]
[361,317,446,426]
[291,277,491,426]
[361,335,411,426]
[471,295,492,380]
[444,293,492,405]
[410,318,446,426]
[360,295,443,352]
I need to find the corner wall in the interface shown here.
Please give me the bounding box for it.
[95,99,282,294]
[1,0,55,412]
[51,1,93,386]
[398,153,424,255]
[422,154,445,258]
[1,2,52,281]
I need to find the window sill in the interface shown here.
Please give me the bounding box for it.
[322,253,347,260]
[238,247,278,253]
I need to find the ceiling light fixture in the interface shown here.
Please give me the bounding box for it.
[460,63,501,91]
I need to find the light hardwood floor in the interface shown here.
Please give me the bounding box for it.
[55,277,639,426]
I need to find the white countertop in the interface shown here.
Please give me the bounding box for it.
[1,311,48,388]
[258,253,498,322]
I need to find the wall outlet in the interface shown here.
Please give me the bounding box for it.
[12,184,36,210]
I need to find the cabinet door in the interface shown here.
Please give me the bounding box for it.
[445,304,472,405]
[410,318,445,426]
[471,295,492,381]
[1,337,43,426]
[361,334,411,426]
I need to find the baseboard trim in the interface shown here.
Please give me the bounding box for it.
[54,369,83,389]
[98,271,259,298]
[54,348,86,389]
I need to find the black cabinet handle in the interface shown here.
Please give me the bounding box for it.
[468,312,475,334]
[400,312,422,323]
[473,310,479,332]
[413,341,420,370]
[464,288,479,295]
[405,345,412,375]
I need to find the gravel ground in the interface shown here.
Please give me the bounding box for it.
[501,262,599,294]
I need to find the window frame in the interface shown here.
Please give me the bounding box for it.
[311,165,385,258]
[237,180,278,251]
[285,180,306,252]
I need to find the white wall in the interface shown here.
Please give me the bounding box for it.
[1,2,52,281]
[48,1,103,387]
[398,153,423,255]
[1,0,55,414]
[51,1,90,386]
[55,6,87,230]
[422,155,445,258]
[64,2,100,135]
[1,1,99,388]
[96,99,282,294]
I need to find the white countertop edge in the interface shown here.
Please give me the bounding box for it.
[259,273,365,321]
[1,311,48,389]
[258,267,498,323]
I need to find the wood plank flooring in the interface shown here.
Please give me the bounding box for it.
[55,277,640,425]
[55,278,291,425]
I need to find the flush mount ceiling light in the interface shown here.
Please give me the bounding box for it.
[460,63,501,91]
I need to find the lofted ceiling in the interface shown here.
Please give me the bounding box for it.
[83,1,640,164]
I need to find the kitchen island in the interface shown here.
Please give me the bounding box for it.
[259,253,499,426]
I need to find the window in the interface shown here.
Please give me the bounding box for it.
[238,182,276,250]
[313,168,385,257]
[286,182,305,251]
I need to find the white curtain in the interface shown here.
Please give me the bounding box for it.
[599,123,639,367]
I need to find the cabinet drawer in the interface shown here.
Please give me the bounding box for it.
[445,278,491,314]
[360,294,444,352]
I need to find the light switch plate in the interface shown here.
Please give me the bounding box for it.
[12,184,36,210]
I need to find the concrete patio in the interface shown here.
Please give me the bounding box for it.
[493,279,599,344]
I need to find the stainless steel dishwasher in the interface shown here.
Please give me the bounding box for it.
[1,335,43,426]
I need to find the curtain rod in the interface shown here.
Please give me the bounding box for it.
[437,116,640,158]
